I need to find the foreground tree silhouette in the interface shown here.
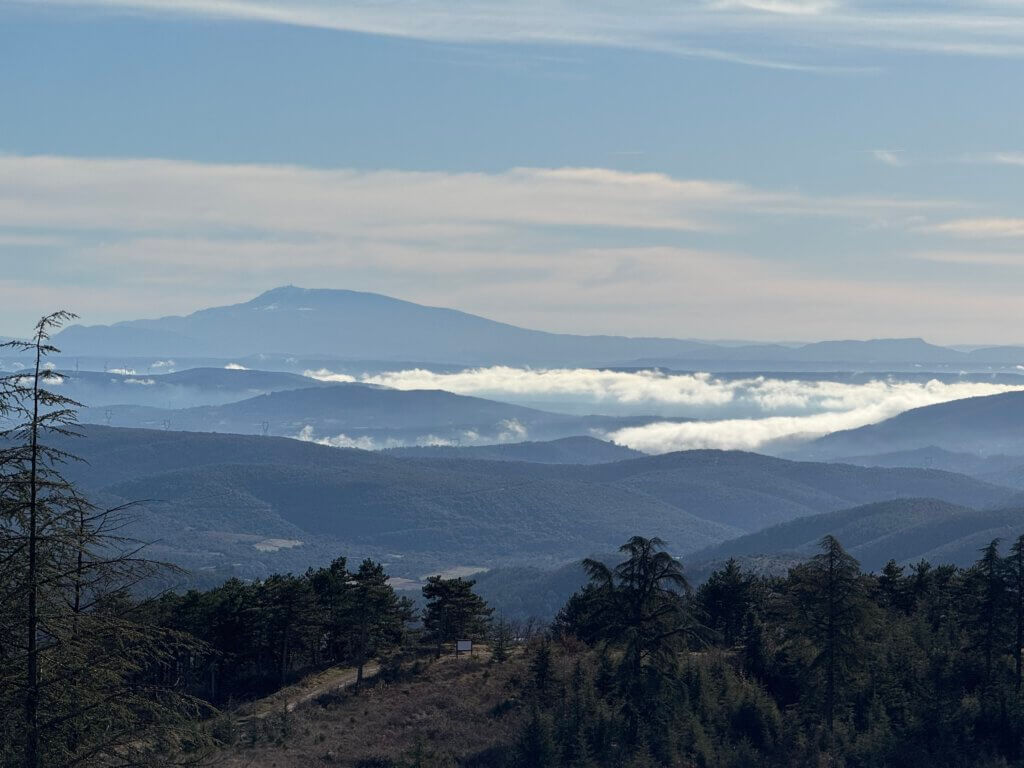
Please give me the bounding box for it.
[0,313,213,767]
[579,536,703,746]
[581,537,698,677]
[786,535,871,733]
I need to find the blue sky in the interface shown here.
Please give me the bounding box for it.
[1,0,1023,342]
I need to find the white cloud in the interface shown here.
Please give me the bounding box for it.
[17,0,1024,67]
[295,368,1024,452]
[5,152,1022,342]
[296,424,382,450]
[303,368,356,383]
[604,379,1024,452]
[224,363,249,370]
[308,366,1024,419]
[2,155,947,246]
[927,218,1024,238]
[871,149,906,167]
[910,250,1024,266]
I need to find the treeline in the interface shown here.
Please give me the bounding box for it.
[504,534,1024,768]
[145,562,493,704]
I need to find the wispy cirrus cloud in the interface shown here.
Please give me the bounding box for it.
[926,218,1024,238]
[0,152,1016,341]
[11,0,1024,69]
[871,149,906,167]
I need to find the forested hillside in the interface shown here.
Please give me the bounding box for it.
[49,425,1013,583]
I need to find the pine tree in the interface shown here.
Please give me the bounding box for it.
[347,559,413,685]
[530,639,553,698]
[0,312,214,767]
[421,576,492,657]
[1011,535,1024,693]
[489,619,512,664]
[965,539,1010,685]
[786,535,870,732]
[699,557,753,646]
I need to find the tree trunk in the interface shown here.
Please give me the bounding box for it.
[24,337,43,768]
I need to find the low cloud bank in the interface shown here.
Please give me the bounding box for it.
[304,366,1024,453]
[603,382,1020,453]
[295,418,530,451]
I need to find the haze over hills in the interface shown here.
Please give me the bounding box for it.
[33,367,333,409]
[47,286,1024,370]
[54,425,1014,585]
[802,391,1024,459]
[687,497,1024,573]
[78,383,692,446]
[385,436,644,464]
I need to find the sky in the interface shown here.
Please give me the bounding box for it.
[2,0,1023,343]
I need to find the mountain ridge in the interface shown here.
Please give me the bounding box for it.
[47,286,1024,368]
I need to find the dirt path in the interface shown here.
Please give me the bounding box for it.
[239,662,381,721]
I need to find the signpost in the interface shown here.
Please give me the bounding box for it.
[456,639,473,657]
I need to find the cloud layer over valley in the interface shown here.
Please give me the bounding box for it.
[304,367,1024,453]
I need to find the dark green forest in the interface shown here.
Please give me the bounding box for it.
[8,315,1024,767]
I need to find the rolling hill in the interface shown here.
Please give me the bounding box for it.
[804,390,1024,459]
[38,367,330,409]
[688,497,1024,572]
[384,436,643,464]
[53,426,1015,586]
[79,382,692,446]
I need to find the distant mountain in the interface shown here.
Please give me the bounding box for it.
[47,286,1023,369]
[51,426,1013,587]
[688,498,1024,572]
[53,286,713,365]
[804,391,1024,459]
[79,382,692,446]
[385,436,644,464]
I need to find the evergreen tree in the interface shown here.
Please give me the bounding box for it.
[0,312,213,767]
[421,576,492,656]
[699,557,753,646]
[530,639,553,698]
[347,559,413,684]
[580,537,699,677]
[964,539,1010,685]
[489,619,512,664]
[786,535,870,732]
[1013,535,1024,692]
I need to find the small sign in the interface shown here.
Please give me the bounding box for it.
[456,639,472,654]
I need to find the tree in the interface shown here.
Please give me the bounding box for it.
[421,576,492,657]
[964,539,1010,685]
[260,573,318,688]
[581,537,700,678]
[698,557,753,646]
[578,536,703,746]
[786,535,871,732]
[0,312,214,767]
[346,559,413,684]
[1013,535,1024,692]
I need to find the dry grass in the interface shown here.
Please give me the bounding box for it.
[217,649,531,767]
